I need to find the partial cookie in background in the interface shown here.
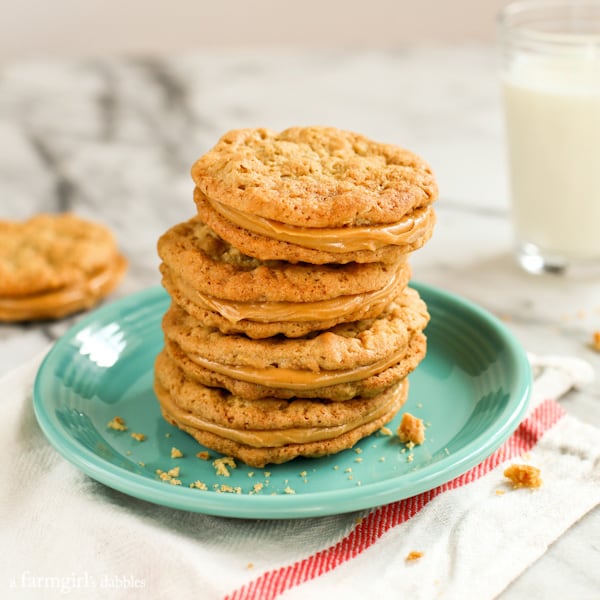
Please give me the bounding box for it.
[0,213,127,322]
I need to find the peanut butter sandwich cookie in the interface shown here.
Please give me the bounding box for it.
[191,127,438,264]
[158,217,411,338]
[154,354,409,468]
[161,287,429,401]
[0,213,127,321]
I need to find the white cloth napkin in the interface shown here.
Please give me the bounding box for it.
[1,352,599,600]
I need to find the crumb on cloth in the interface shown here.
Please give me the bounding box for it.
[405,551,424,562]
[504,464,542,489]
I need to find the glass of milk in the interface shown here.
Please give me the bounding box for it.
[499,0,600,275]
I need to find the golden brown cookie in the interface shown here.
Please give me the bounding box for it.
[0,213,127,321]
[157,218,406,302]
[194,189,436,265]
[158,217,412,338]
[191,127,438,228]
[161,264,410,339]
[0,255,127,321]
[154,372,409,467]
[161,330,425,401]
[160,287,429,397]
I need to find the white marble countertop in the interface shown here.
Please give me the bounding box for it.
[1,45,599,598]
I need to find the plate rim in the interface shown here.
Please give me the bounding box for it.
[33,282,532,519]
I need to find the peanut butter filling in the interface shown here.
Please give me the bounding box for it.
[186,343,409,390]
[205,193,433,252]
[172,266,404,324]
[156,379,406,448]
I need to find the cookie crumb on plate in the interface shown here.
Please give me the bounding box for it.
[214,456,237,477]
[397,412,425,445]
[107,416,127,431]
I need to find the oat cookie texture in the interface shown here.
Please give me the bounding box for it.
[154,126,438,467]
[0,213,127,322]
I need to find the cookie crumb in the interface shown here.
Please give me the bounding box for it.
[247,563,254,570]
[107,416,127,431]
[165,432,171,438]
[397,413,425,445]
[214,456,237,477]
[252,483,264,493]
[379,426,393,436]
[196,451,211,460]
[504,464,542,489]
[219,484,242,494]
[283,486,296,494]
[495,489,506,496]
[170,447,183,459]
[592,331,600,351]
[156,467,181,485]
[406,551,423,562]
[190,480,208,490]
[131,432,146,442]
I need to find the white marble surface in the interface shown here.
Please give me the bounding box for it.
[1,45,599,598]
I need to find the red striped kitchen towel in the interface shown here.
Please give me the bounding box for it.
[1,353,598,600]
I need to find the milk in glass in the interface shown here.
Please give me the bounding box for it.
[503,56,600,261]
[499,0,600,274]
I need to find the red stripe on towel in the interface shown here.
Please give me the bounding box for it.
[226,399,565,600]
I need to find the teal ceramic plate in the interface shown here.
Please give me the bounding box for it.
[33,283,531,519]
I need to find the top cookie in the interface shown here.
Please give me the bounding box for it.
[190,127,438,228]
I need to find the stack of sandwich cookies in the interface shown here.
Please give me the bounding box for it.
[155,126,438,467]
[0,213,127,322]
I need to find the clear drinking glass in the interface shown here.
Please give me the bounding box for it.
[499,1,600,275]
